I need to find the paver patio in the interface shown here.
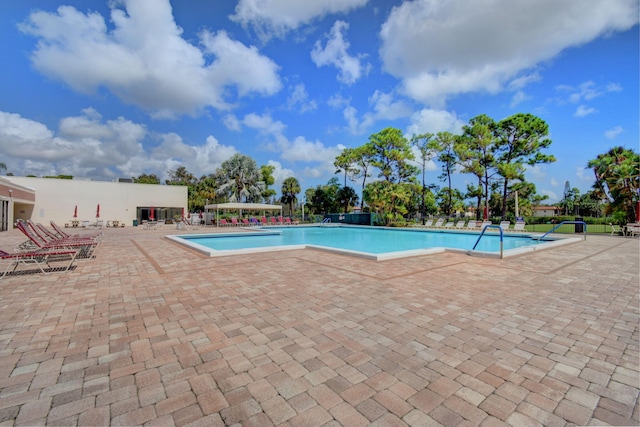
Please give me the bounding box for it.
[0,225,637,426]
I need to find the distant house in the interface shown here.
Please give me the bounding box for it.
[532,205,559,217]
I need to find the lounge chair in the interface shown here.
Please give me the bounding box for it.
[479,221,492,229]
[626,223,640,237]
[512,222,526,232]
[50,221,101,240]
[16,221,98,259]
[0,248,79,278]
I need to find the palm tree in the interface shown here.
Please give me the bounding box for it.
[280,177,301,216]
[216,154,265,203]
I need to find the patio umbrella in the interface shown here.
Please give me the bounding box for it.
[73,205,78,218]
[150,206,154,220]
[96,204,100,218]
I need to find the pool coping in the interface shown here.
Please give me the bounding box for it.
[165,224,584,261]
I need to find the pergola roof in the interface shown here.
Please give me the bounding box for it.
[204,202,282,211]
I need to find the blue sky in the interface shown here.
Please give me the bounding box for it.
[0,0,637,203]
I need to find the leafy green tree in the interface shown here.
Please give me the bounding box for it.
[587,146,640,223]
[260,165,277,203]
[494,113,556,219]
[432,131,458,216]
[280,177,301,215]
[368,127,417,183]
[135,173,160,184]
[334,148,359,188]
[166,165,196,186]
[215,154,265,203]
[559,181,581,215]
[351,144,375,209]
[363,180,413,226]
[457,114,497,220]
[336,186,359,213]
[411,132,436,224]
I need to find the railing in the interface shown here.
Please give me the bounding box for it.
[539,220,587,240]
[471,224,504,259]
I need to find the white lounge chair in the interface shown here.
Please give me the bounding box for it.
[512,222,526,232]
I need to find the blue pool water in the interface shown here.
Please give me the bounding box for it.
[177,225,543,256]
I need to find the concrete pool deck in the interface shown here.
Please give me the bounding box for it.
[0,225,637,426]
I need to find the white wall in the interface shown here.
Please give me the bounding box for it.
[4,177,187,226]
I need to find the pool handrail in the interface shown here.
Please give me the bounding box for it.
[539,220,587,240]
[471,224,504,259]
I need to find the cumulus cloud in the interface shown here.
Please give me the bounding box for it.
[311,20,369,85]
[556,80,625,105]
[230,0,369,40]
[604,125,623,139]
[286,84,318,113]
[407,108,466,137]
[379,0,637,106]
[328,90,412,135]
[574,105,597,117]
[19,0,281,118]
[0,109,237,181]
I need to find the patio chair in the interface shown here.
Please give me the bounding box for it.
[513,222,526,232]
[432,219,444,228]
[0,248,78,278]
[625,223,640,237]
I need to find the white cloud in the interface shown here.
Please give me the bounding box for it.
[0,108,238,181]
[19,0,281,118]
[287,84,318,112]
[380,0,637,106]
[407,108,466,137]
[327,90,412,135]
[311,20,369,85]
[556,80,624,104]
[230,0,369,40]
[574,105,597,117]
[604,125,623,139]
[510,91,531,108]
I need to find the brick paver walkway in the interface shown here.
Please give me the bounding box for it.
[0,226,637,426]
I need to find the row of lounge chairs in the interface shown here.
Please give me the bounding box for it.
[418,219,526,232]
[1,220,101,279]
[218,216,298,227]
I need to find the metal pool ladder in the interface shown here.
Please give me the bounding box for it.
[471,224,504,259]
[538,220,587,240]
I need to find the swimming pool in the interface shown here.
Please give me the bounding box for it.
[167,225,579,260]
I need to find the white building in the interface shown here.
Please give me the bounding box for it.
[1,176,187,230]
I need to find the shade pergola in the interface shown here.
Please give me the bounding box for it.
[204,202,283,226]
